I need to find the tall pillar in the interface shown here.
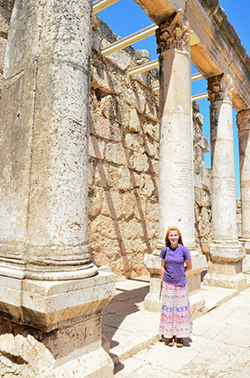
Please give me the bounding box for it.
[203,74,246,289]
[144,10,206,315]
[237,109,250,272]
[0,1,115,377]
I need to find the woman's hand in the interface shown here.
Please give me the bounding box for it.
[185,259,192,273]
[160,258,165,283]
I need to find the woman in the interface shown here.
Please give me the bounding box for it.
[159,226,192,347]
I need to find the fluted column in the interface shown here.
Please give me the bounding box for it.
[237,109,250,272]
[204,74,246,289]
[144,10,206,314]
[0,1,115,376]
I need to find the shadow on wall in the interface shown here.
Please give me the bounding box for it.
[88,65,160,279]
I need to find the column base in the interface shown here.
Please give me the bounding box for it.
[0,323,114,378]
[243,255,250,274]
[204,242,247,289]
[187,254,207,318]
[0,268,116,377]
[240,238,250,253]
[144,252,207,315]
[144,253,162,311]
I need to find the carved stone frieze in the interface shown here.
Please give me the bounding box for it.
[207,74,234,103]
[156,9,192,54]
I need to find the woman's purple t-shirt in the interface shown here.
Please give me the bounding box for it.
[160,245,191,286]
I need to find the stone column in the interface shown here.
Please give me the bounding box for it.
[237,109,250,272]
[203,74,246,289]
[144,10,206,315]
[0,1,115,377]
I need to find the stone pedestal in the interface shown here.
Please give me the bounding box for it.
[0,1,115,376]
[204,75,246,289]
[144,10,206,315]
[0,270,115,377]
[204,242,246,289]
[237,110,250,273]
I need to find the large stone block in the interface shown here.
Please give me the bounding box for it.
[128,108,141,132]
[101,189,122,219]
[89,135,105,159]
[122,192,135,219]
[125,132,144,152]
[131,152,149,172]
[92,65,122,94]
[105,143,127,165]
[89,214,119,239]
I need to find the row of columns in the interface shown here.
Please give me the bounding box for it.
[145,9,250,312]
[0,2,249,375]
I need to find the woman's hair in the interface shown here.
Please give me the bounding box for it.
[165,227,183,247]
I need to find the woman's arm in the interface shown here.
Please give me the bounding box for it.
[160,258,165,283]
[185,259,192,273]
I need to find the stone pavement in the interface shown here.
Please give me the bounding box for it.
[102,275,250,377]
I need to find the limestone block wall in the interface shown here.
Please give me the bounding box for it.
[0,1,12,94]
[88,18,160,278]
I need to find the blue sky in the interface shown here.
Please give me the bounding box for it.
[96,0,250,198]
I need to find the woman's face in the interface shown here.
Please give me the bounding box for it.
[168,230,179,248]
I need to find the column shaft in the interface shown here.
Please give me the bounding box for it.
[0,0,96,280]
[210,100,237,240]
[156,11,195,251]
[0,1,115,376]
[144,10,206,314]
[237,109,250,271]
[204,74,246,289]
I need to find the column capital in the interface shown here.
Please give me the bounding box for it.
[207,74,234,103]
[236,108,250,132]
[156,9,192,54]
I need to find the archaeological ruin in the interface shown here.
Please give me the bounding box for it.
[0,0,250,376]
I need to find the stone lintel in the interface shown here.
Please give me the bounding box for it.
[0,270,115,332]
[209,242,246,263]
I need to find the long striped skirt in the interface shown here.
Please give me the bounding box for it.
[159,281,193,338]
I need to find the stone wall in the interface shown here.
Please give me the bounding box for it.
[0,1,12,95]
[89,18,160,279]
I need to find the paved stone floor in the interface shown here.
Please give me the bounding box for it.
[102,276,250,377]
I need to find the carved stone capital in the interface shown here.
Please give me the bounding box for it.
[207,74,234,103]
[156,9,192,54]
[236,109,250,132]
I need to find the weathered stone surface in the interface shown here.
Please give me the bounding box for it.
[122,192,135,219]
[0,7,10,35]
[131,152,149,172]
[128,108,141,132]
[105,143,127,165]
[101,190,122,219]
[140,174,155,196]
[125,132,144,152]
[89,135,105,160]
[94,162,109,187]
[145,102,158,121]
[92,65,122,94]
